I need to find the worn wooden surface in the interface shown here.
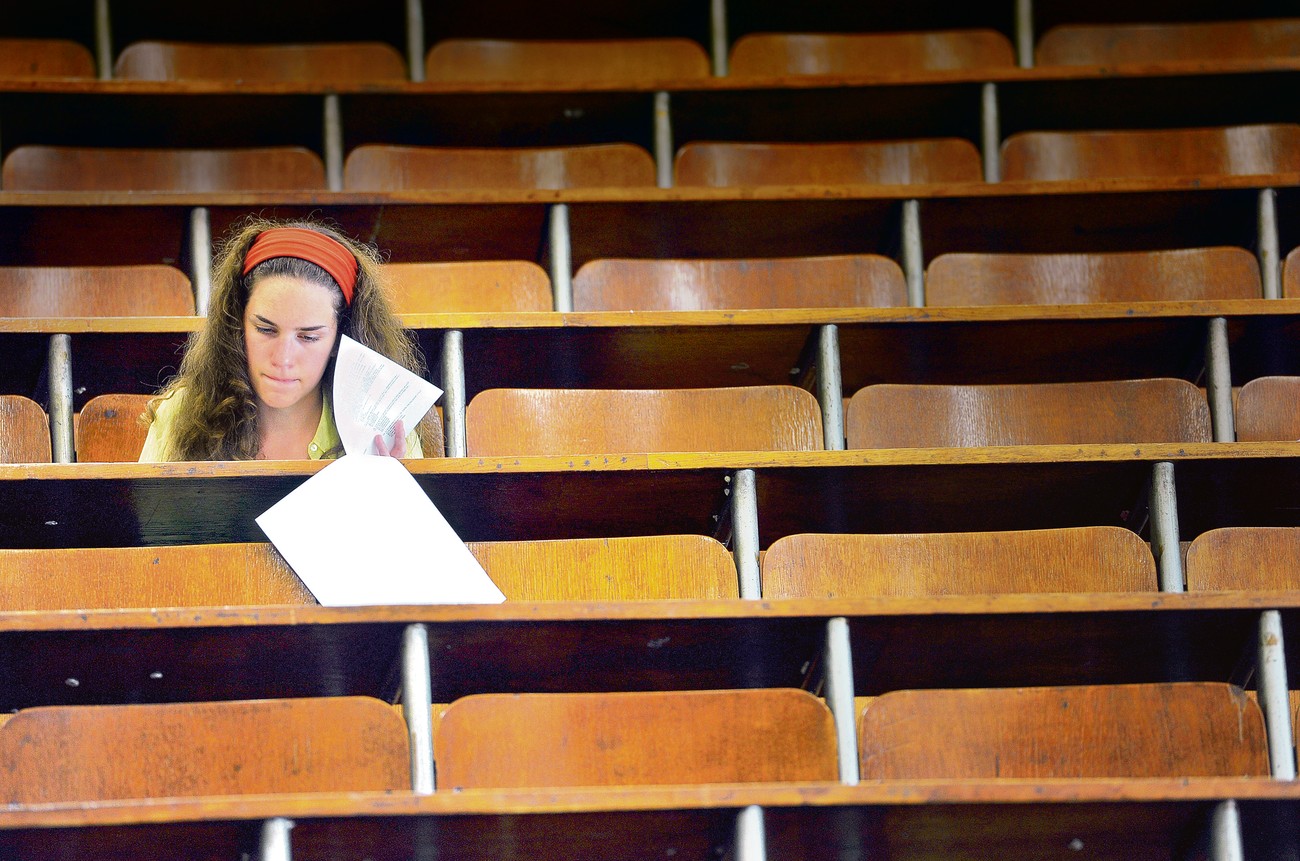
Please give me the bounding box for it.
[1187,526,1300,591]
[675,139,983,187]
[0,38,95,79]
[1236,376,1300,441]
[344,144,657,191]
[425,39,709,84]
[1,145,328,191]
[386,260,552,312]
[0,264,193,316]
[729,31,1015,78]
[114,41,408,83]
[0,395,50,464]
[74,393,153,463]
[1038,18,1300,67]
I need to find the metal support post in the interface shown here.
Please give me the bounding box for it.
[824,617,859,784]
[732,469,761,599]
[94,0,113,80]
[980,82,1001,182]
[653,91,674,189]
[405,0,426,82]
[1210,800,1244,861]
[1149,462,1183,592]
[709,0,729,76]
[189,207,213,315]
[323,95,344,192]
[1014,0,1034,69]
[817,324,845,450]
[47,334,74,463]
[441,330,467,457]
[548,204,574,312]
[901,199,924,307]
[1258,188,1281,299]
[734,805,766,861]
[1259,610,1296,779]
[1205,317,1235,442]
[259,818,294,861]
[402,623,436,793]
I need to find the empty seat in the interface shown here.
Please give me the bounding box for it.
[1001,123,1300,182]
[925,247,1262,306]
[729,30,1015,77]
[846,379,1212,448]
[0,395,51,463]
[0,265,194,316]
[466,386,824,456]
[0,696,409,803]
[3,146,327,191]
[859,683,1269,779]
[426,38,709,84]
[1187,527,1300,591]
[762,527,1157,598]
[434,689,838,789]
[1038,18,1300,66]
[1235,376,1300,441]
[675,139,982,186]
[114,40,408,83]
[385,260,552,312]
[0,38,95,78]
[344,144,656,191]
[1284,246,1300,298]
[572,255,907,311]
[75,393,153,462]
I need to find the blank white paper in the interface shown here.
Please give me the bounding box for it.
[334,335,442,456]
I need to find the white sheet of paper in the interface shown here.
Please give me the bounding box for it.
[334,335,442,456]
[255,455,505,606]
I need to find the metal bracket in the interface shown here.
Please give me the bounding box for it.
[260,817,294,861]
[1205,317,1235,442]
[406,0,426,82]
[441,330,467,457]
[1210,800,1244,861]
[94,0,113,80]
[1259,610,1296,779]
[1259,188,1281,299]
[654,91,674,188]
[1014,0,1034,68]
[323,95,344,192]
[710,0,729,76]
[1149,462,1184,592]
[901,200,924,307]
[824,617,860,784]
[47,334,74,463]
[189,207,213,315]
[734,805,766,861]
[980,83,1001,183]
[548,204,574,312]
[817,324,845,450]
[402,623,436,793]
[732,469,761,598]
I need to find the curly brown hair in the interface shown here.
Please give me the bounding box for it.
[148,216,430,460]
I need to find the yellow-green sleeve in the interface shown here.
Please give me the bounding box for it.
[138,390,184,462]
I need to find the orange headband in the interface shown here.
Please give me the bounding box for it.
[242,227,359,305]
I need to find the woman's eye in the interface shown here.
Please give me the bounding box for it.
[256,326,275,335]
[299,334,320,343]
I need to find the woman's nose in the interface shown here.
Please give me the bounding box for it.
[271,337,295,367]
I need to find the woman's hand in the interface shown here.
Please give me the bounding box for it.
[373,419,407,458]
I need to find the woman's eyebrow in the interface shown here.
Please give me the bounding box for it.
[251,313,329,332]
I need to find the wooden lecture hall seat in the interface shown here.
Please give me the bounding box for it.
[1,145,329,192]
[674,139,983,186]
[0,395,52,463]
[761,526,1158,599]
[846,379,1212,449]
[434,689,838,789]
[571,255,907,311]
[728,30,1016,77]
[1036,18,1300,66]
[465,385,824,456]
[425,38,710,84]
[0,265,194,317]
[1284,246,1300,297]
[1186,527,1300,591]
[924,247,1262,306]
[1234,376,1300,441]
[858,683,1270,779]
[113,40,409,83]
[344,143,657,190]
[0,696,410,803]
[385,260,552,313]
[0,38,95,79]
[1000,123,1300,182]
[74,393,154,463]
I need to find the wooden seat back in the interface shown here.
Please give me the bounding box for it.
[1283,246,1300,298]
[426,38,709,84]
[0,696,410,803]
[0,265,194,316]
[762,527,1157,598]
[114,40,408,83]
[0,542,313,610]
[572,255,907,311]
[75,393,153,462]
[0,395,51,463]
[846,379,1212,448]
[466,386,824,456]
[0,38,95,78]
[385,260,552,312]
[1001,123,1300,182]
[1187,527,1300,591]
[859,683,1269,779]
[675,139,982,186]
[470,535,738,600]
[925,247,1262,306]
[1038,19,1300,66]
[729,30,1015,77]
[435,689,838,789]
[2,145,328,191]
[344,144,656,191]
[1236,376,1300,441]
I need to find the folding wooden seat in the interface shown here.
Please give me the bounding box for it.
[1001,123,1300,182]
[859,682,1269,779]
[846,379,1212,448]
[762,527,1157,598]
[571,255,907,311]
[0,265,194,316]
[1186,527,1300,591]
[434,689,838,789]
[1235,376,1300,441]
[0,395,52,463]
[925,247,1262,306]
[0,696,410,803]
[728,30,1015,77]
[343,144,656,191]
[425,38,709,84]
[1037,18,1300,66]
[0,38,95,78]
[114,40,408,83]
[2,145,328,191]
[466,385,824,456]
[675,139,982,187]
[1284,246,1300,297]
[385,260,552,312]
[74,393,153,463]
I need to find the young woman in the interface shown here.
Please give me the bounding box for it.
[140,218,431,461]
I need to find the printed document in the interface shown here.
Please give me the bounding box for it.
[334,335,442,456]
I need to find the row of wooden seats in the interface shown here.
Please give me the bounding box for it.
[4,18,1298,83]
[0,682,1268,803]
[5,122,1298,191]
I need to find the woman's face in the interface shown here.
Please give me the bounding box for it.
[242,274,339,413]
